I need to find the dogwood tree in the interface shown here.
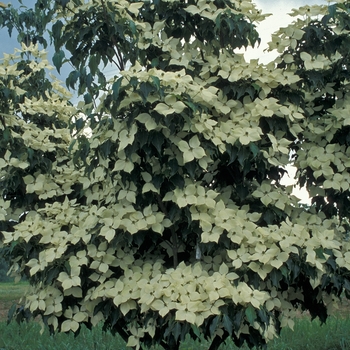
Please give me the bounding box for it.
[1,0,350,349]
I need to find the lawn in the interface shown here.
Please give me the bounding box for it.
[1,281,350,349]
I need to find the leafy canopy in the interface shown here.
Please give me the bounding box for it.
[1,1,350,350]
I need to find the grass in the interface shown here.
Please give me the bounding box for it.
[1,317,350,350]
[1,281,350,349]
[0,322,125,350]
[0,281,29,302]
[256,317,350,350]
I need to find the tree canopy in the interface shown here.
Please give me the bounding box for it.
[1,0,350,349]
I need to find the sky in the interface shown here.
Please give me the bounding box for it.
[1,0,34,55]
[0,0,328,203]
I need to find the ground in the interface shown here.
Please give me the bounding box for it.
[0,300,14,322]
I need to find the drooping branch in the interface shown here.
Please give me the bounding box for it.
[100,0,125,71]
[113,46,124,71]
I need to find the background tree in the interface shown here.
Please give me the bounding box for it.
[2,1,350,350]
[0,255,11,282]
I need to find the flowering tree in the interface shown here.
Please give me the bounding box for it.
[1,0,350,349]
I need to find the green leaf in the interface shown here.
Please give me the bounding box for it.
[2,128,11,144]
[184,100,197,113]
[151,57,159,67]
[128,19,136,35]
[45,266,59,285]
[150,75,160,91]
[100,140,112,159]
[166,159,179,177]
[185,161,196,179]
[280,266,289,279]
[344,279,350,291]
[152,174,163,190]
[51,20,63,44]
[315,247,326,260]
[98,72,106,87]
[52,50,65,73]
[222,314,233,335]
[191,325,201,338]
[226,144,238,165]
[112,77,123,100]
[75,117,85,132]
[321,275,331,290]
[180,323,191,342]
[129,76,138,88]
[137,129,148,148]
[68,139,77,154]
[249,143,259,158]
[237,147,250,167]
[84,92,92,104]
[139,81,154,102]
[263,209,275,225]
[59,0,70,7]
[66,70,80,90]
[327,257,337,271]
[270,269,282,287]
[173,322,181,341]
[151,132,164,154]
[328,4,337,19]
[89,54,100,76]
[170,174,184,189]
[209,315,220,337]
[7,303,16,324]
[257,308,269,324]
[245,305,256,325]
[236,184,249,201]
[233,308,244,332]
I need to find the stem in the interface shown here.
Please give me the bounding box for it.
[171,226,179,268]
[116,326,130,343]
[113,47,124,71]
[111,56,121,68]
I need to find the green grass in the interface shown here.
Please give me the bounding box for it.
[1,281,350,349]
[252,317,350,350]
[0,322,125,350]
[1,318,350,350]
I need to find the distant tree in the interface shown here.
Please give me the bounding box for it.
[1,1,350,349]
[0,252,11,282]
